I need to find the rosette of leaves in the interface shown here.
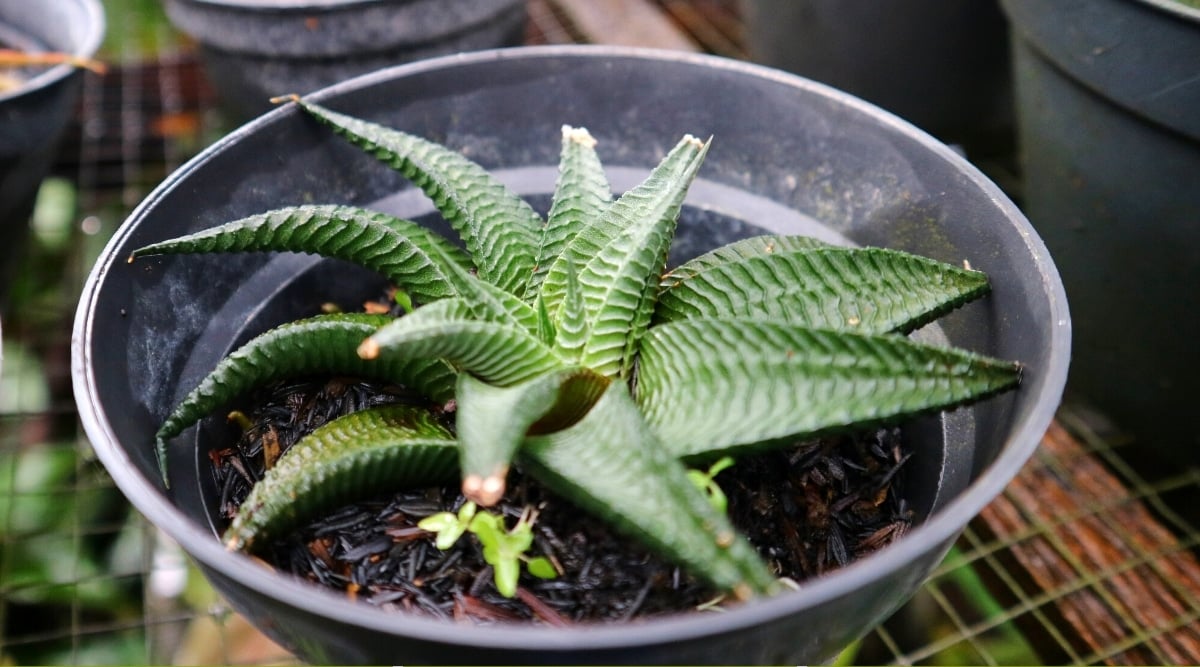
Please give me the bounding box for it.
[130,100,1021,601]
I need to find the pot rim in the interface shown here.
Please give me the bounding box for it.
[72,44,1070,652]
[166,0,430,12]
[1136,0,1200,22]
[0,0,106,104]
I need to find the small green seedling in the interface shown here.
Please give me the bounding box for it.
[687,456,735,514]
[469,509,558,598]
[420,504,557,597]
[417,501,477,550]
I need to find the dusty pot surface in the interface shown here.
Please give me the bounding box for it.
[73,46,1069,664]
[0,0,105,308]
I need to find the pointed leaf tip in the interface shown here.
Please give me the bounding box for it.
[462,471,508,506]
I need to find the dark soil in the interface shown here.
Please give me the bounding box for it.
[211,376,914,625]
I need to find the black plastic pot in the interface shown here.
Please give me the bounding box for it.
[0,0,104,309]
[164,0,527,121]
[73,46,1069,664]
[1002,0,1200,465]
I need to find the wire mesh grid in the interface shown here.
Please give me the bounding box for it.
[863,406,1200,666]
[3,1,1200,664]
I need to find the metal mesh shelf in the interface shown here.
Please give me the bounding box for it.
[3,1,1199,664]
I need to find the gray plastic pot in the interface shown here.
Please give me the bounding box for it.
[742,0,1012,158]
[0,0,104,309]
[73,46,1069,664]
[165,0,527,120]
[1002,0,1200,465]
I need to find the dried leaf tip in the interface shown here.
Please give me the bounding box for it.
[356,337,380,360]
[733,583,754,602]
[269,93,302,105]
[562,125,597,148]
[463,472,507,507]
[684,134,707,149]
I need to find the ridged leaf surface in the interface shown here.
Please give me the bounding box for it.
[439,257,541,334]
[551,257,587,363]
[656,244,991,333]
[454,368,607,505]
[636,318,1022,459]
[297,101,541,297]
[538,134,703,318]
[576,136,709,377]
[155,314,456,479]
[526,126,613,297]
[659,234,828,289]
[224,405,457,551]
[521,382,777,598]
[130,205,466,306]
[364,298,565,386]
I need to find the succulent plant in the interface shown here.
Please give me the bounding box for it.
[130,99,1020,602]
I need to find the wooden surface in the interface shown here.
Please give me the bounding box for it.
[551,0,700,51]
[978,421,1200,664]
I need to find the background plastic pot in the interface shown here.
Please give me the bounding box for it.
[73,46,1069,664]
[741,0,1013,160]
[0,0,105,310]
[1002,0,1200,465]
[164,0,527,120]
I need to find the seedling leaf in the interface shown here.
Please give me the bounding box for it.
[418,501,477,550]
[526,557,558,580]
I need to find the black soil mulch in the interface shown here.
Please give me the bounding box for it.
[211,376,914,625]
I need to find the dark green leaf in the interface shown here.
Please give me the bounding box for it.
[538,133,704,318]
[521,382,778,598]
[130,205,467,306]
[224,405,458,552]
[659,234,828,289]
[551,256,587,362]
[455,368,607,506]
[636,317,1022,459]
[361,299,565,386]
[575,135,710,377]
[527,125,613,297]
[154,313,456,481]
[297,101,542,297]
[656,244,991,333]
